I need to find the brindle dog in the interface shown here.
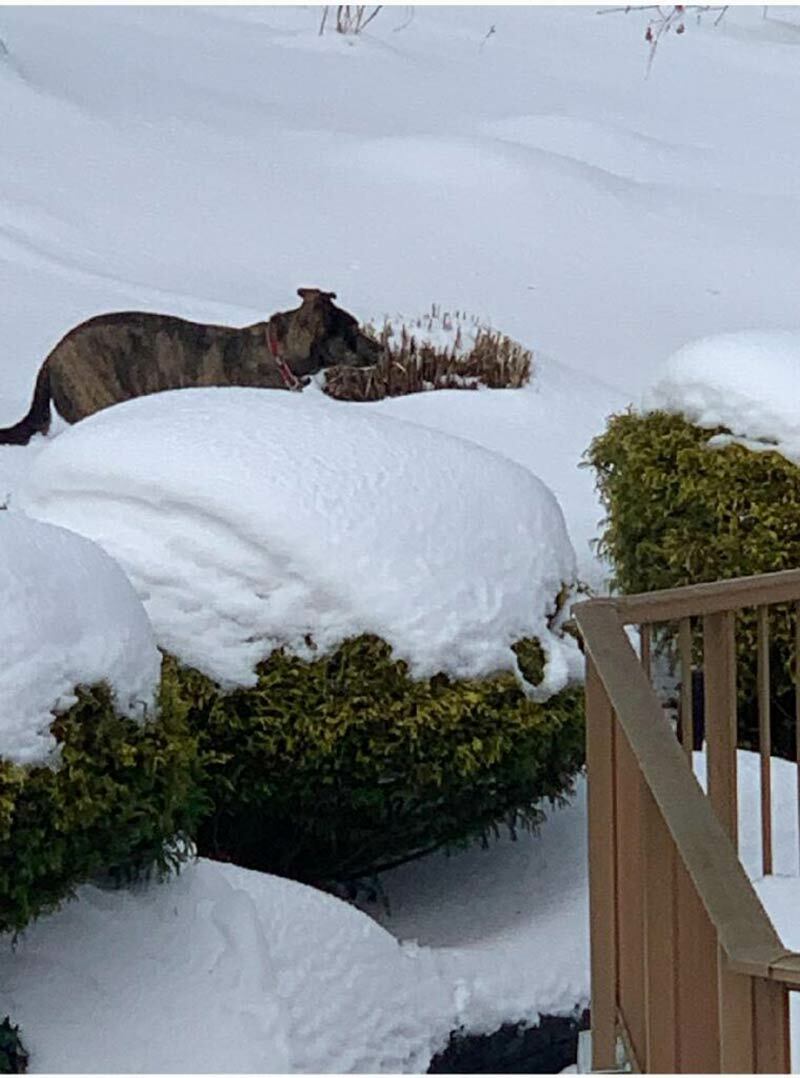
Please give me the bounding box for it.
[0,288,381,445]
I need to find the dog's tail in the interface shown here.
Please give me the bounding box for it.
[0,364,52,446]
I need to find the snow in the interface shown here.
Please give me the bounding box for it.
[7,749,800,1073]
[0,799,589,1074]
[0,860,454,1074]
[0,511,160,766]
[15,386,579,693]
[359,340,623,592]
[646,330,800,464]
[2,5,800,412]
[2,2,800,1070]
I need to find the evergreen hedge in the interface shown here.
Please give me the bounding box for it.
[172,634,584,885]
[0,679,204,935]
[587,409,800,754]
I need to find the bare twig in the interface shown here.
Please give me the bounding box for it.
[393,6,415,33]
[599,5,729,70]
[480,24,496,51]
[359,5,383,32]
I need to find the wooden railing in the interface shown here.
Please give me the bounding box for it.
[574,568,800,1073]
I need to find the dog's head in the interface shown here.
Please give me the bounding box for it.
[277,288,382,373]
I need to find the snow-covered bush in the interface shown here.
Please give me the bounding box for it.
[587,332,800,754]
[15,387,584,883]
[172,635,584,884]
[0,514,204,934]
[324,308,532,401]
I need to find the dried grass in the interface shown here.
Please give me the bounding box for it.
[323,309,533,402]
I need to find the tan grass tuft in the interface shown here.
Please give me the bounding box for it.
[323,311,533,402]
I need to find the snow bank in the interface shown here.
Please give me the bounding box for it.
[17,387,579,692]
[0,859,458,1073]
[646,331,800,464]
[0,511,160,765]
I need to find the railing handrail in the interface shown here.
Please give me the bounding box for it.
[610,566,800,625]
[574,596,800,988]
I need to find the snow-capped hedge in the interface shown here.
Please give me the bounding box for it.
[12,387,585,882]
[17,386,581,695]
[589,332,800,753]
[0,513,202,934]
[174,636,584,884]
[0,512,159,766]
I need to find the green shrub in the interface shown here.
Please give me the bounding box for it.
[587,409,800,752]
[0,678,205,935]
[0,1018,27,1075]
[171,634,584,885]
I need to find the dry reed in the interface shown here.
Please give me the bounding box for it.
[324,310,533,402]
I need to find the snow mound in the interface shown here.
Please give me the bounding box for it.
[645,331,800,464]
[0,859,457,1073]
[17,387,578,691]
[0,511,160,766]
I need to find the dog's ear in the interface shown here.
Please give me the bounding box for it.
[297,287,337,303]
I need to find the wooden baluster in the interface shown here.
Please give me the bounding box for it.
[718,948,755,1072]
[615,727,646,1065]
[757,605,772,876]
[643,786,678,1071]
[679,617,694,760]
[752,979,790,1072]
[640,623,651,679]
[586,658,618,1071]
[796,602,800,876]
[703,611,738,847]
[675,858,720,1072]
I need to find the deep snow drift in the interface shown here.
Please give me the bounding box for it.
[2,6,800,406]
[16,386,580,691]
[646,330,800,464]
[0,511,159,765]
[4,750,800,1073]
[0,860,458,1074]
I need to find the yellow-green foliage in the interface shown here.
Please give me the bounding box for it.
[0,679,205,935]
[587,409,800,751]
[170,634,584,884]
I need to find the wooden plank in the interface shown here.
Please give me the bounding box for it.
[704,611,739,847]
[611,566,800,625]
[753,978,790,1072]
[615,729,646,1067]
[796,602,800,877]
[585,658,618,1072]
[717,946,755,1072]
[679,617,694,760]
[676,858,720,1072]
[643,787,678,1072]
[640,624,651,681]
[574,602,785,978]
[757,605,773,876]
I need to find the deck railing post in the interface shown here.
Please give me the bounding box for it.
[586,656,618,1071]
[703,611,739,846]
[753,979,790,1072]
[717,947,755,1072]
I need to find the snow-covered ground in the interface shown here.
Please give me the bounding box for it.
[2,6,800,408]
[4,751,799,1073]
